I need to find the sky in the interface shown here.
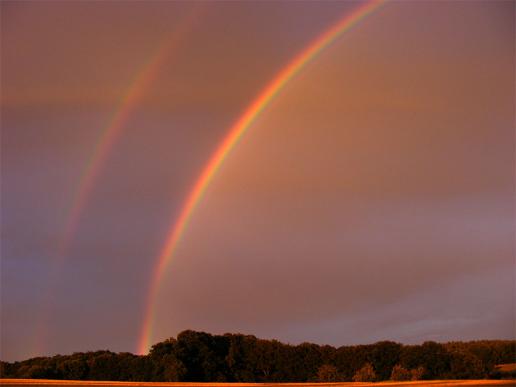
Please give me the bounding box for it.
[1,0,514,361]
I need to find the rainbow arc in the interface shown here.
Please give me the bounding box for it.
[30,6,202,356]
[138,0,386,355]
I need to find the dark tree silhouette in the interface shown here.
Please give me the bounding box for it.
[1,331,514,382]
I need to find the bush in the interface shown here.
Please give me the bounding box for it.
[411,366,425,380]
[391,364,411,381]
[316,364,339,382]
[353,362,376,382]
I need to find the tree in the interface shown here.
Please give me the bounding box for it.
[390,364,411,381]
[370,341,402,380]
[1,333,514,382]
[448,350,485,379]
[400,341,450,379]
[57,358,88,380]
[162,354,186,381]
[316,364,339,382]
[353,362,376,382]
[0,362,7,378]
[294,342,324,382]
[411,366,425,380]
[225,334,259,382]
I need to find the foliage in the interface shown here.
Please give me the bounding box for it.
[411,366,425,380]
[390,364,411,381]
[352,362,376,382]
[447,349,485,379]
[1,331,514,382]
[316,364,339,382]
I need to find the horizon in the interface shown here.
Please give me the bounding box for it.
[4,330,516,361]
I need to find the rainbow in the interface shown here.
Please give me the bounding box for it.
[57,6,202,262]
[138,0,386,354]
[31,7,202,357]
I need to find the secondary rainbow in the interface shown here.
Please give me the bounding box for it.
[57,7,201,262]
[138,0,386,354]
[31,7,202,357]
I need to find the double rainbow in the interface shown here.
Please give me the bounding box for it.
[138,0,385,355]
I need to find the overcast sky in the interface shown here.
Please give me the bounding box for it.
[1,0,514,361]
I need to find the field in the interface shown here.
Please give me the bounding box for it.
[0,380,514,387]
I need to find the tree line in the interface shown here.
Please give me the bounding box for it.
[1,331,514,382]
